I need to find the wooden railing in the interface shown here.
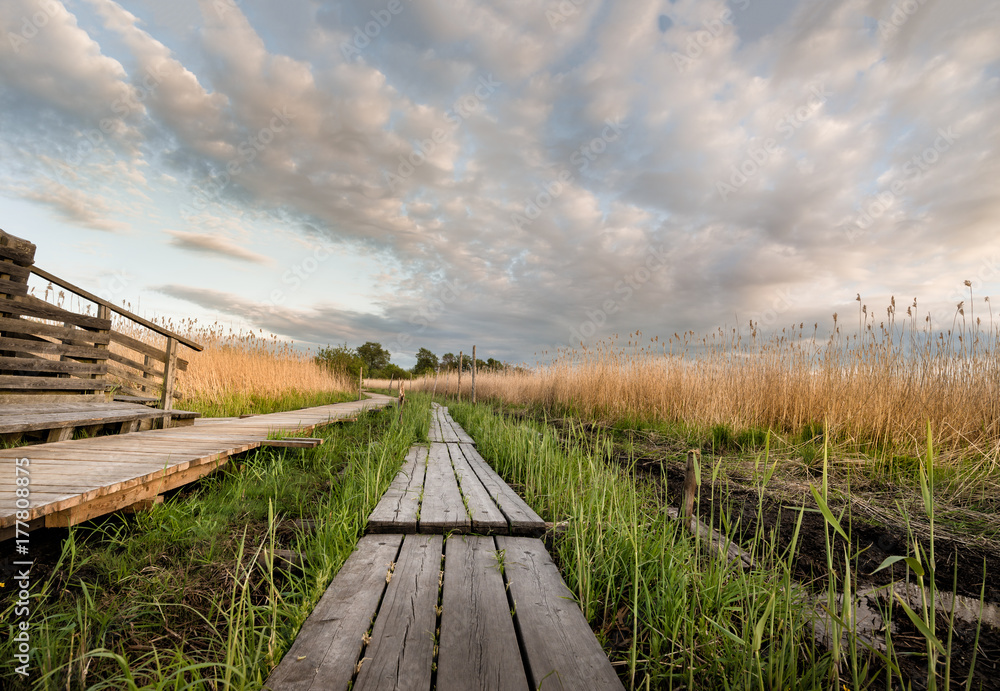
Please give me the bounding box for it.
[0,229,202,408]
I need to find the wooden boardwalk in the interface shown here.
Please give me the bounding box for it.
[267,405,623,691]
[0,394,392,539]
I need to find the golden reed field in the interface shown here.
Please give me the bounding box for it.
[409,299,1000,459]
[110,315,355,415]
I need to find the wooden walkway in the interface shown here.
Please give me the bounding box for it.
[0,394,393,539]
[266,404,623,691]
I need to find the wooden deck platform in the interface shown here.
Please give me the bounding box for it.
[0,394,392,539]
[428,404,475,443]
[268,405,623,691]
[0,401,200,442]
[367,441,545,536]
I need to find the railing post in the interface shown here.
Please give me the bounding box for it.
[457,351,462,402]
[471,345,476,404]
[432,365,439,398]
[358,366,363,401]
[159,337,177,424]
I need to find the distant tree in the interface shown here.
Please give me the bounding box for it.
[356,341,390,374]
[315,343,362,377]
[383,363,412,381]
[441,352,456,370]
[474,358,487,372]
[413,348,439,375]
[485,358,502,371]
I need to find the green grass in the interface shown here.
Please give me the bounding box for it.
[446,398,987,690]
[0,394,430,689]
[181,389,358,418]
[448,399,832,689]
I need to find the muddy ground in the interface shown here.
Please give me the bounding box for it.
[514,409,1000,690]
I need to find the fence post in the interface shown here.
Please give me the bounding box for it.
[159,337,178,426]
[471,345,477,404]
[358,366,363,401]
[681,449,700,531]
[457,351,462,402]
[432,366,439,397]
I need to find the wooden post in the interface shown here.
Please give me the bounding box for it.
[681,449,700,530]
[389,373,395,396]
[159,336,178,426]
[471,344,477,404]
[457,351,463,402]
[358,366,363,401]
[397,381,405,424]
[432,366,439,398]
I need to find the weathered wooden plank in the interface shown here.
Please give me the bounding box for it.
[0,335,111,360]
[447,444,508,534]
[107,350,163,378]
[0,356,106,376]
[0,262,30,282]
[418,443,470,533]
[428,411,445,442]
[436,408,461,443]
[0,375,107,391]
[459,444,545,536]
[495,537,624,691]
[367,446,426,533]
[0,231,36,264]
[263,534,403,691]
[0,278,28,297]
[107,330,168,364]
[0,316,112,346]
[108,362,160,392]
[44,459,228,527]
[2,297,110,331]
[0,410,166,434]
[440,408,475,444]
[438,535,529,690]
[260,438,323,449]
[353,534,441,691]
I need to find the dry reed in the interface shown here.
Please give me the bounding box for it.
[412,296,1000,458]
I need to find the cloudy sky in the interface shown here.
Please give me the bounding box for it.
[1,0,998,366]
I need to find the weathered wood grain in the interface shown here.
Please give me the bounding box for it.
[0,316,111,346]
[367,446,427,533]
[418,443,470,533]
[496,536,624,691]
[447,444,508,534]
[437,535,529,690]
[353,534,442,691]
[439,408,475,444]
[458,444,545,536]
[263,534,403,691]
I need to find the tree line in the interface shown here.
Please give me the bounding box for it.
[314,342,513,379]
